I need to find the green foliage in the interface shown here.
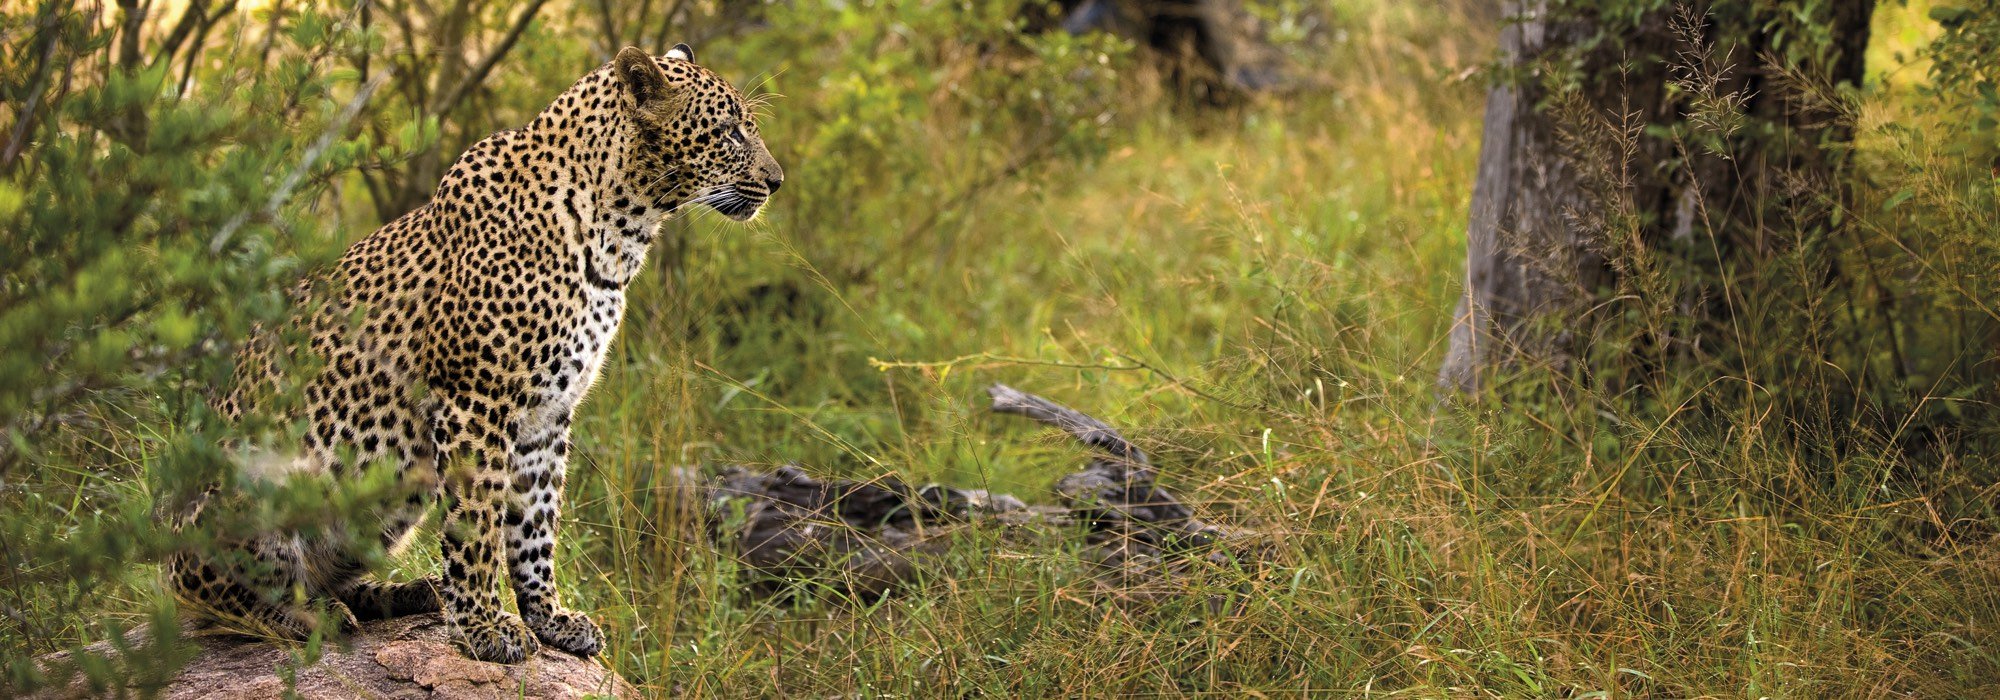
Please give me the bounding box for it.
[1928,0,2000,160]
[0,1,398,691]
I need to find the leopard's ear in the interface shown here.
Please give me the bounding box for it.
[613,46,671,106]
[666,43,694,62]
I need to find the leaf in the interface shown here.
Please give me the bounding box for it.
[1881,189,1915,212]
[0,181,23,220]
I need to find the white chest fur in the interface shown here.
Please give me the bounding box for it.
[566,284,626,411]
[521,176,660,438]
[520,243,641,443]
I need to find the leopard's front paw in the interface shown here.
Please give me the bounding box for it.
[529,609,603,657]
[456,613,541,664]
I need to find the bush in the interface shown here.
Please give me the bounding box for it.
[0,2,391,691]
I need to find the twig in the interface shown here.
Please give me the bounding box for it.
[868,352,1144,374]
[1112,353,1289,418]
[428,0,548,117]
[2,1,69,175]
[592,0,621,55]
[175,1,236,99]
[650,0,690,53]
[211,71,392,252]
[869,352,1288,419]
[153,0,212,71]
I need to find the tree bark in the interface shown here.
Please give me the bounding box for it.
[1438,1,1656,394]
[1438,0,1875,395]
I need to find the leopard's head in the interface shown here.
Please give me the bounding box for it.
[612,44,782,221]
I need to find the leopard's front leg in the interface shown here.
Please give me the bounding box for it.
[508,414,603,657]
[436,393,539,663]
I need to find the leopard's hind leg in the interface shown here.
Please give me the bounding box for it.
[169,552,357,639]
[333,450,444,621]
[168,488,356,639]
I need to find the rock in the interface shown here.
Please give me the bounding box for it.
[33,614,637,700]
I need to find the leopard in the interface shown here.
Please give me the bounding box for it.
[167,43,781,664]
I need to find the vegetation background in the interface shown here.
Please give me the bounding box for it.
[2,0,1998,696]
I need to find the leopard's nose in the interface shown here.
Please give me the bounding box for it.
[765,176,782,193]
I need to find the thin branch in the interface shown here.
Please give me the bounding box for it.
[592,0,621,56]
[1,2,69,175]
[651,0,690,53]
[380,0,426,109]
[176,2,236,98]
[153,0,213,71]
[427,0,547,116]
[426,0,475,110]
[116,0,149,70]
[631,0,658,52]
[357,0,371,87]
[255,0,284,68]
[212,71,392,252]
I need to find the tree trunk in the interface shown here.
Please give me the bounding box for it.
[1438,0,1875,395]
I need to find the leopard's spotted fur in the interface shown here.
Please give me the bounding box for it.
[168,44,781,663]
